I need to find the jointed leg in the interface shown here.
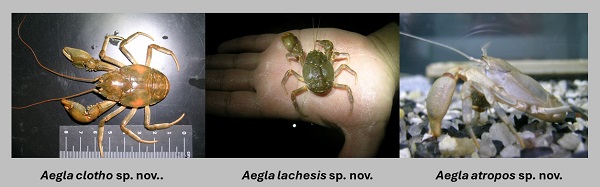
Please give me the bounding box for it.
[493,103,526,148]
[334,64,357,84]
[99,35,127,68]
[119,32,154,65]
[316,40,350,64]
[332,52,350,64]
[146,44,180,71]
[291,86,309,117]
[143,106,185,130]
[531,105,572,115]
[460,81,480,148]
[470,82,525,148]
[97,105,126,157]
[119,107,158,145]
[281,69,305,94]
[286,53,302,65]
[333,83,354,115]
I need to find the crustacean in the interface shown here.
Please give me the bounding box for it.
[280,32,357,117]
[400,32,577,149]
[13,16,185,157]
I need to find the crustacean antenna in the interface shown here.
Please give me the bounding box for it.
[18,16,97,83]
[12,88,96,109]
[14,16,99,109]
[313,17,320,50]
[400,31,485,64]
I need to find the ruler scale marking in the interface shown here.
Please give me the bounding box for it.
[59,125,192,158]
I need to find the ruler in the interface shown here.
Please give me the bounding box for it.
[59,125,192,158]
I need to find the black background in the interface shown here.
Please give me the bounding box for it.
[205,13,399,157]
[12,13,205,158]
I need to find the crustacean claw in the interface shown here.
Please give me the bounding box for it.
[281,32,303,64]
[280,32,356,117]
[401,31,574,153]
[16,16,184,158]
[63,47,116,71]
[61,99,117,123]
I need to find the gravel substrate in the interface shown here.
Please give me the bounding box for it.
[400,75,588,158]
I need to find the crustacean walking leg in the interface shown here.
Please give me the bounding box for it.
[61,32,184,157]
[280,32,356,117]
[401,32,574,150]
[16,15,185,158]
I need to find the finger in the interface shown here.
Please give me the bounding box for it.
[206,53,259,70]
[207,91,263,118]
[206,69,254,91]
[217,34,277,54]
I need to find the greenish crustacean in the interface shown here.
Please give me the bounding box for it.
[280,32,357,117]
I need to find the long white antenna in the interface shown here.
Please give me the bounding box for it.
[313,17,321,50]
[400,31,484,63]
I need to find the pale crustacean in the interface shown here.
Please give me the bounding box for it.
[400,32,580,151]
[14,16,185,157]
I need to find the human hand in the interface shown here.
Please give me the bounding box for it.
[207,23,399,157]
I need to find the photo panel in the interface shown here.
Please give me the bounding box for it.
[11,13,206,158]
[399,13,588,158]
[205,13,400,158]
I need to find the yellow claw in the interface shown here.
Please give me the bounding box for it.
[61,99,116,123]
[63,47,116,71]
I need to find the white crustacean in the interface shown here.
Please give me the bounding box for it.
[400,32,576,149]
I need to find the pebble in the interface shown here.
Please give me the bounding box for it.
[549,144,571,158]
[400,148,411,158]
[575,142,586,153]
[532,134,550,147]
[557,133,581,151]
[407,91,423,101]
[400,79,588,158]
[409,117,423,126]
[572,151,588,158]
[411,141,440,158]
[488,123,517,147]
[408,123,425,137]
[500,145,521,158]
[565,90,579,98]
[576,117,587,128]
[574,79,588,95]
[555,80,567,96]
[520,147,553,158]
[399,91,407,100]
[442,110,462,121]
[478,133,497,158]
[414,103,426,114]
[492,140,505,154]
[441,120,456,130]
[478,112,489,124]
[438,136,477,157]
[520,130,536,140]
[400,120,407,143]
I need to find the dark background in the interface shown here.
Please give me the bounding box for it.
[400,13,588,76]
[205,13,399,157]
[12,13,205,158]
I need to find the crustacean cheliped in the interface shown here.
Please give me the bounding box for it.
[280,32,357,117]
[400,32,579,149]
[13,16,185,157]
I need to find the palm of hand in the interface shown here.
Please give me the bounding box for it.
[208,28,397,157]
